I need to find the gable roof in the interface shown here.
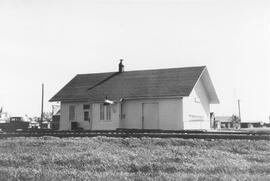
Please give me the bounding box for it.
[50,66,218,103]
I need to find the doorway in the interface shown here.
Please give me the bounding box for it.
[83,104,92,130]
[142,103,159,129]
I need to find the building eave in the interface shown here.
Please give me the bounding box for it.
[51,95,186,104]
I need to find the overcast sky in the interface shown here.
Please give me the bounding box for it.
[0,0,269,122]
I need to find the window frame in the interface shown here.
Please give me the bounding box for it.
[106,105,111,120]
[100,104,105,120]
[83,104,91,121]
[84,111,90,121]
[100,104,112,121]
[83,104,90,110]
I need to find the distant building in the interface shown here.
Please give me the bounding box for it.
[240,121,264,128]
[0,107,10,123]
[214,116,233,129]
[214,115,241,129]
[50,62,219,131]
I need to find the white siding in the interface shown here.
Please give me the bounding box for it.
[59,102,120,130]
[59,103,69,130]
[59,93,210,130]
[91,103,120,130]
[183,78,211,130]
[120,98,183,130]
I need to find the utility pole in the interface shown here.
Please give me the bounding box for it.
[40,83,44,126]
[238,99,241,122]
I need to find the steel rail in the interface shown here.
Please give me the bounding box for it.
[6,129,270,135]
[0,131,270,140]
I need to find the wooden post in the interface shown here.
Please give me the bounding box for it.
[40,84,44,126]
[238,99,241,122]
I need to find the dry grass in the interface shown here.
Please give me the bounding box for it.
[0,136,269,181]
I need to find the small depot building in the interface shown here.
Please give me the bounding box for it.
[50,63,219,130]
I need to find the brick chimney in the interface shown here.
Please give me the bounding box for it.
[118,59,124,73]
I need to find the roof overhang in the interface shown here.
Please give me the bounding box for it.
[196,68,220,104]
[59,95,184,104]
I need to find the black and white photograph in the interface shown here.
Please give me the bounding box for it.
[0,0,269,180]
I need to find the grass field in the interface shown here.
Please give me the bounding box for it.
[0,137,270,181]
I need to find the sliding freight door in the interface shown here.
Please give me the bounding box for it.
[142,103,159,129]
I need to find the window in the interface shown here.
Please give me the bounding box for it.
[69,105,75,121]
[106,105,111,120]
[83,104,91,121]
[100,104,104,120]
[84,111,89,121]
[100,104,111,121]
[83,104,90,110]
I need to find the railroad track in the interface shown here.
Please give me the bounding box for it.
[0,129,270,140]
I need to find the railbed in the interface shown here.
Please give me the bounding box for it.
[0,129,270,140]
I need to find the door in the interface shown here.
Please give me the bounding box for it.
[142,103,159,129]
[83,104,92,130]
[69,105,76,130]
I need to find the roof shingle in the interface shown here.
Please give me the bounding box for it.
[50,66,206,102]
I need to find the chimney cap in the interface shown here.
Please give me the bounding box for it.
[118,59,124,72]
